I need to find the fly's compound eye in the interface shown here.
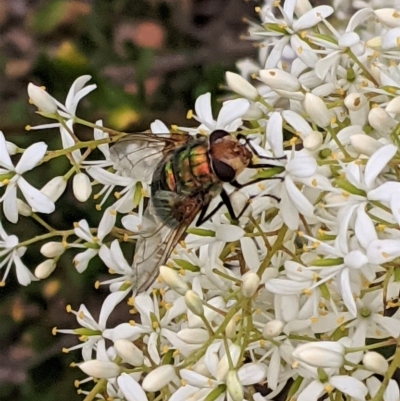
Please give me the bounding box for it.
[212,159,236,182]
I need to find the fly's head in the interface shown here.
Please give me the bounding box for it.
[209,130,252,182]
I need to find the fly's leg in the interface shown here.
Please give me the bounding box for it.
[196,189,235,226]
[235,193,280,220]
[230,176,283,189]
[237,134,287,161]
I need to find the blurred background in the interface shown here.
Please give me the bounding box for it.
[0,0,258,400]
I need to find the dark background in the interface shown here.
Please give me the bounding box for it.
[0,1,258,400]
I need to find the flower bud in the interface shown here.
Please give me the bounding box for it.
[79,360,120,378]
[73,173,92,202]
[159,265,189,295]
[17,199,32,216]
[241,272,260,297]
[292,341,345,368]
[259,69,301,92]
[303,131,323,151]
[142,365,176,392]
[382,27,400,50]
[350,134,382,156]
[303,93,331,128]
[177,328,209,344]
[374,8,400,28]
[226,72,259,100]
[344,93,367,111]
[363,352,389,374]
[35,259,56,279]
[225,318,237,339]
[41,242,65,258]
[217,344,241,381]
[368,107,397,134]
[185,290,204,316]
[27,83,58,114]
[41,176,67,202]
[114,339,144,366]
[386,96,400,114]
[262,320,284,338]
[6,141,18,155]
[227,370,244,401]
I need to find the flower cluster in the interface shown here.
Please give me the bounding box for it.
[2,0,400,400]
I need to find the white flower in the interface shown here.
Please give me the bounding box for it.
[0,222,36,285]
[0,132,54,223]
[178,92,249,135]
[27,83,57,114]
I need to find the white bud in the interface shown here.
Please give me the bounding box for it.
[386,96,400,114]
[368,107,397,134]
[259,69,301,92]
[73,173,92,202]
[159,265,189,295]
[262,320,284,338]
[41,242,65,258]
[177,328,209,344]
[114,339,144,366]
[366,36,382,49]
[185,290,204,316]
[241,272,260,298]
[303,93,331,128]
[363,351,389,374]
[225,318,237,339]
[142,365,176,392]
[226,72,259,100]
[6,141,18,155]
[382,27,400,50]
[17,199,32,216]
[27,83,58,114]
[79,360,120,378]
[292,341,345,368]
[227,370,244,401]
[35,259,56,279]
[303,131,323,151]
[344,93,367,111]
[350,134,383,156]
[375,8,400,28]
[41,176,67,202]
[242,104,264,121]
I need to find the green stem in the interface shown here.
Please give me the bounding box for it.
[82,378,107,401]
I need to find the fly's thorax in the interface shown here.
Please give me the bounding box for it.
[208,130,252,182]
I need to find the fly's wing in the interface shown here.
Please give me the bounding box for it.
[131,191,205,294]
[110,133,189,183]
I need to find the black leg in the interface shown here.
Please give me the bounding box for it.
[196,200,223,226]
[230,176,283,190]
[237,134,287,161]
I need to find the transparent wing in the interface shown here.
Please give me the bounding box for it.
[110,133,188,183]
[131,192,204,294]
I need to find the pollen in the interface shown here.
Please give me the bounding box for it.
[94,281,100,289]
[25,125,32,131]
[259,339,266,347]
[382,252,389,258]
[292,360,299,368]
[300,30,306,39]
[141,188,148,196]
[310,316,318,323]
[311,178,317,187]
[297,231,304,237]
[337,316,344,324]
[255,6,261,12]
[95,204,102,211]
[52,327,58,335]
[170,124,178,132]
[62,347,69,353]
[114,191,121,199]
[173,349,180,357]
[180,379,187,386]
[152,321,159,329]
[297,46,303,54]
[78,311,84,319]
[258,183,265,190]
[289,137,297,146]
[324,384,334,394]
[2,178,9,185]
[66,305,72,313]
[129,320,136,325]
[123,233,129,242]
[302,288,312,296]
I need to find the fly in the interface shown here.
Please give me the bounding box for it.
[110,129,284,294]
